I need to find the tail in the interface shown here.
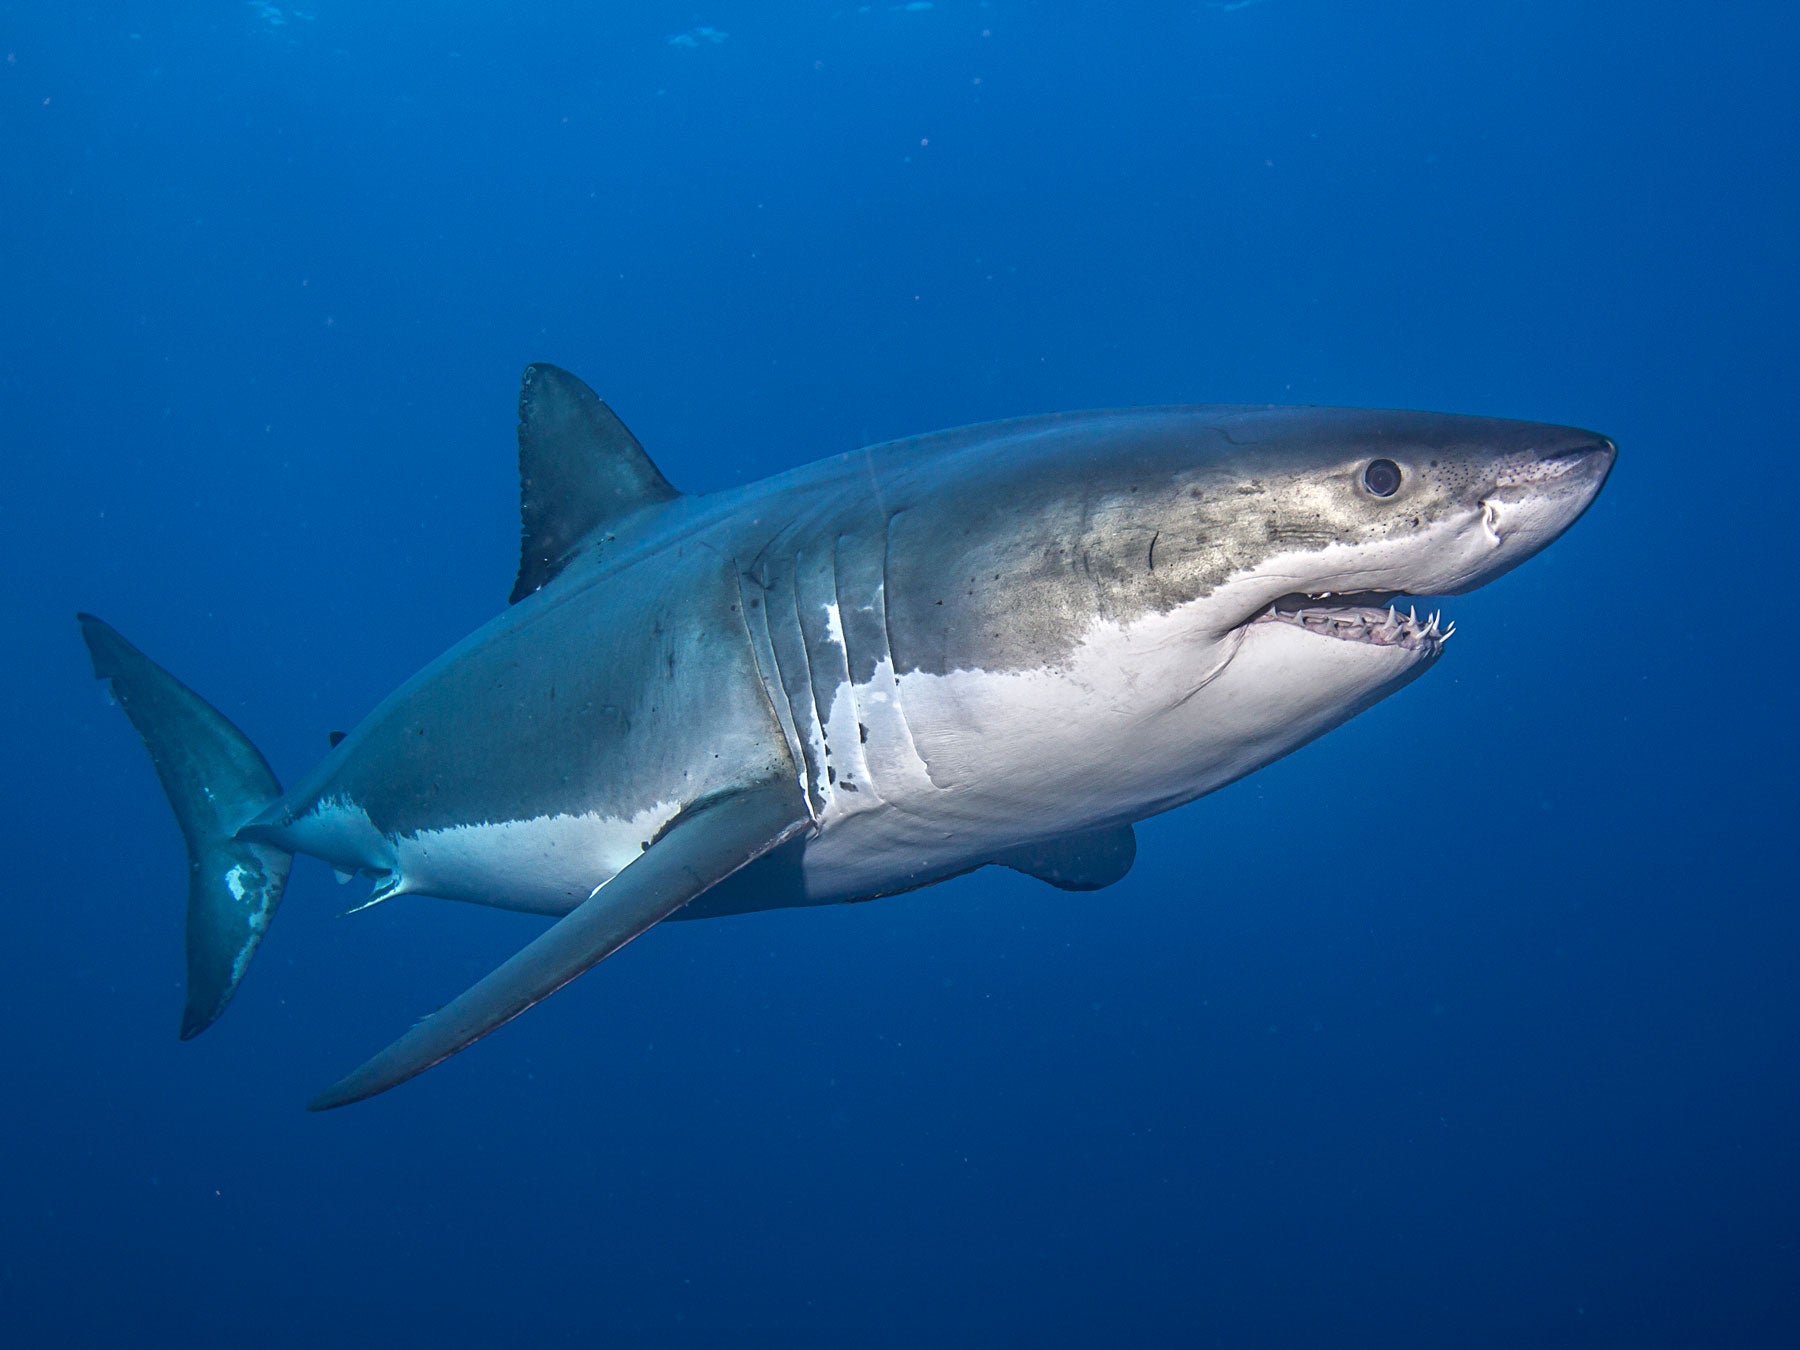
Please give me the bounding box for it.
[77,614,293,1038]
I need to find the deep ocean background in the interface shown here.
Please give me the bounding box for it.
[4,2,1796,1345]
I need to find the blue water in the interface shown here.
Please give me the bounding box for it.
[5,2,1796,1344]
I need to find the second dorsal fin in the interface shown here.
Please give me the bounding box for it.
[510,363,682,604]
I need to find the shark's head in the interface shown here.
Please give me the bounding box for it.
[1191,405,1617,644]
[881,406,1615,823]
[1135,407,1617,807]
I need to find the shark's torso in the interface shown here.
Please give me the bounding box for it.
[271,410,1219,917]
[271,400,1591,922]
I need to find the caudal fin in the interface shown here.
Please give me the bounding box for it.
[77,614,292,1038]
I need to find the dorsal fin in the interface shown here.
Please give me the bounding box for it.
[510,363,682,604]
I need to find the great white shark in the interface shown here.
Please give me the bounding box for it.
[79,365,1614,1108]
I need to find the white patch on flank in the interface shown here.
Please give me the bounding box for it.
[281,793,683,916]
[393,801,685,916]
[224,864,250,904]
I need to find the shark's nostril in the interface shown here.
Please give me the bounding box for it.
[1540,437,1617,468]
[1497,436,1617,493]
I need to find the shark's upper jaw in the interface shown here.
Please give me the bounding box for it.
[1252,592,1451,652]
[1211,552,1464,663]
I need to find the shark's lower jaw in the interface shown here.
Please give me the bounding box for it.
[1253,592,1452,652]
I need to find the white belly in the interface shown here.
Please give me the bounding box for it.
[789,594,1411,906]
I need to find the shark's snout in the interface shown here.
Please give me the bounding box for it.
[1553,434,1616,468]
[1506,434,1616,490]
[1491,431,1615,513]
[1468,431,1615,581]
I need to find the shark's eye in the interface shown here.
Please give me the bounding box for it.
[1363,459,1402,497]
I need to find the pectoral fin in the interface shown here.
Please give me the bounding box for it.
[308,785,808,1110]
[994,823,1136,892]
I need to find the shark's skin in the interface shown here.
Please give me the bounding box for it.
[82,367,1614,1106]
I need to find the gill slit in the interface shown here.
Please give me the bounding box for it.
[735,559,815,822]
[783,554,831,814]
[877,509,943,791]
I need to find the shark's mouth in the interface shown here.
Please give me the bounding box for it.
[1252,592,1452,652]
